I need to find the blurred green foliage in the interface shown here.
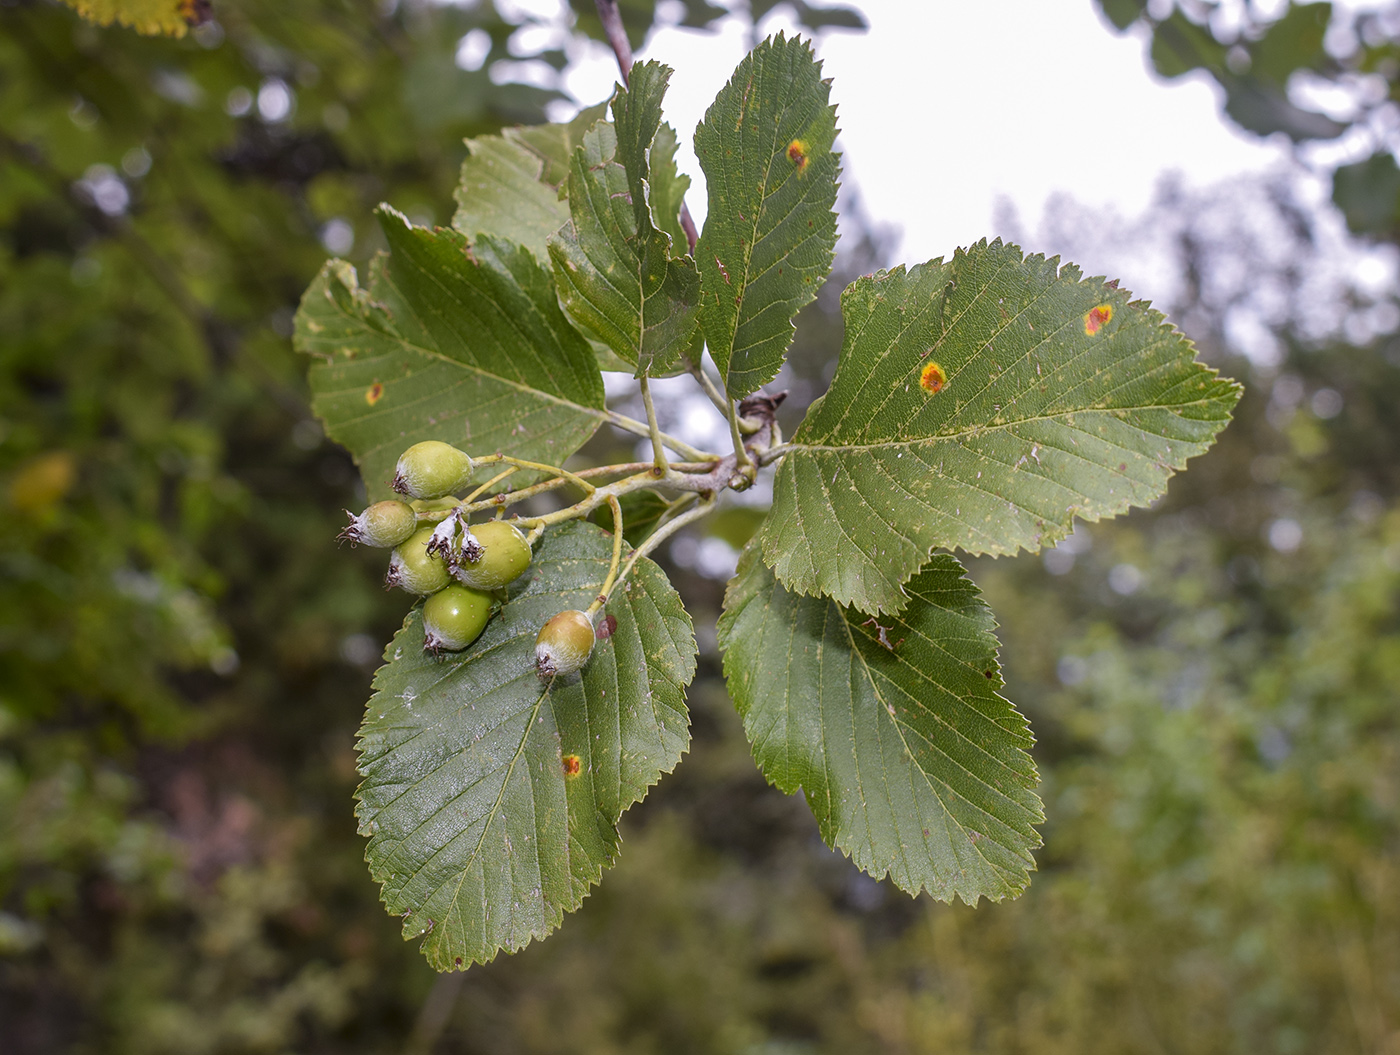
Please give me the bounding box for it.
[1097,0,1400,240]
[3,0,1399,1051]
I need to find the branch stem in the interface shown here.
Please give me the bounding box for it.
[588,494,626,615]
[686,357,731,416]
[600,494,717,605]
[727,403,754,474]
[592,0,698,256]
[606,409,718,462]
[639,373,670,474]
[459,466,518,508]
[593,0,634,81]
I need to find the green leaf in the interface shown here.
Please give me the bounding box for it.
[695,33,839,399]
[451,105,606,262]
[717,543,1041,902]
[1149,11,1227,79]
[1250,2,1332,83]
[295,208,606,499]
[356,521,696,969]
[548,63,700,377]
[1220,75,1346,141]
[649,121,692,255]
[1333,152,1400,236]
[1095,0,1146,31]
[762,239,1241,615]
[610,61,670,236]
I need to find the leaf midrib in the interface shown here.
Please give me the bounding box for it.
[836,603,1022,894]
[382,239,607,420]
[788,398,1232,457]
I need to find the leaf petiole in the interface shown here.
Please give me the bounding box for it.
[607,409,718,462]
[600,493,717,606]
[588,494,626,615]
[639,374,670,475]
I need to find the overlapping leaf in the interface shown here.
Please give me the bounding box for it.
[718,543,1041,902]
[548,62,700,377]
[649,121,692,255]
[762,239,1242,614]
[356,522,696,969]
[295,207,606,499]
[451,104,605,262]
[694,32,839,398]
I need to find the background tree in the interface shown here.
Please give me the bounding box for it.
[4,1,1398,1053]
[1097,0,1400,240]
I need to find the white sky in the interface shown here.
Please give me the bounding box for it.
[555,0,1292,266]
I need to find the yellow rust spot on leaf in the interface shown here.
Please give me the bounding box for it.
[1084,303,1113,336]
[786,139,809,173]
[562,754,581,778]
[365,382,384,406]
[919,361,947,395]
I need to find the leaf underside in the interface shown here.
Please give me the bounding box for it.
[294,208,606,500]
[718,544,1042,903]
[451,104,606,263]
[648,120,692,256]
[356,522,696,969]
[762,238,1242,615]
[695,31,840,399]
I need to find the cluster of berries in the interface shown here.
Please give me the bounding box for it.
[339,441,595,676]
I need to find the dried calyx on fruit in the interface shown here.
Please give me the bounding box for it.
[535,609,595,677]
[392,440,474,499]
[338,500,417,548]
[425,508,482,565]
[384,526,453,595]
[454,520,531,590]
[422,584,493,655]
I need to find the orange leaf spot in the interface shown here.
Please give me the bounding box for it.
[786,139,809,172]
[919,361,947,395]
[1084,304,1113,336]
[562,754,581,778]
[365,382,384,406]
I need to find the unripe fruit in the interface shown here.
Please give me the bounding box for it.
[392,441,474,499]
[535,609,595,677]
[422,584,493,654]
[338,500,418,548]
[454,521,532,590]
[385,527,452,595]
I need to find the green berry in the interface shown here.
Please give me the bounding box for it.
[338,500,417,548]
[535,609,595,677]
[422,584,493,655]
[385,526,452,595]
[453,521,532,590]
[392,441,474,499]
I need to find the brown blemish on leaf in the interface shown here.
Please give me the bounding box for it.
[596,614,617,640]
[861,617,900,652]
[786,139,809,172]
[919,361,947,395]
[562,754,581,778]
[365,382,384,406]
[1084,304,1113,336]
